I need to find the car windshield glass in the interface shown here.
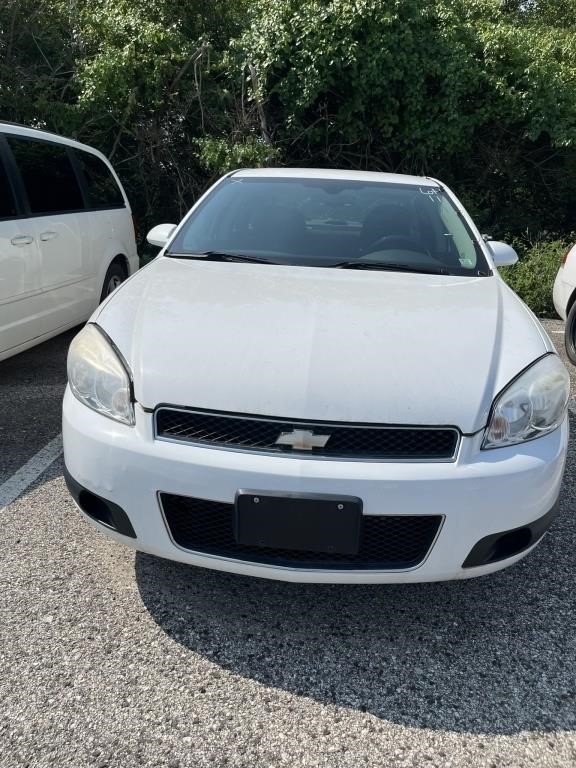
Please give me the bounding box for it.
[167,177,491,276]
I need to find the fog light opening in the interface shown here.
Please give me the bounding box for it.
[490,528,532,562]
[78,489,116,530]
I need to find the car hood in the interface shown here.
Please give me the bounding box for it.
[95,257,551,433]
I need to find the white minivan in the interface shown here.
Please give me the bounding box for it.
[0,122,138,361]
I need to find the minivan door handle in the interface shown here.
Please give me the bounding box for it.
[40,231,58,242]
[11,235,34,247]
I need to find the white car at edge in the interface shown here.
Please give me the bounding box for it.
[62,168,569,584]
[553,242,576,364]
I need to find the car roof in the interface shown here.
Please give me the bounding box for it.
[0,121,109,160]
[231,167,440,187]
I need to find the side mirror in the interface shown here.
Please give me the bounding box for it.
[147,223,177,248]
[488,240,519,267]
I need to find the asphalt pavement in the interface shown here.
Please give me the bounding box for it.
[0,319,575,767]
[0,328,78,483]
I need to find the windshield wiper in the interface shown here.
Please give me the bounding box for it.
[166,250,276,265]
[333,261,450,275]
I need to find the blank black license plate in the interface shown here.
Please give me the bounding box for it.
[234,491,362,555]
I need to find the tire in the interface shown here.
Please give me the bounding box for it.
[564,300,576,365]
[100,261,127,303]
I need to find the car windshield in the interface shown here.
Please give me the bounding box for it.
[167,176,491,277]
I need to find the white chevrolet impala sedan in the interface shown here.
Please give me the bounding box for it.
[62,169,570,583]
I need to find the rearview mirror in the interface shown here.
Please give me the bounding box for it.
[147,223,177,248]
[488,241,519,267]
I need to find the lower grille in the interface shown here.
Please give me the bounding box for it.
[160,493,442,570]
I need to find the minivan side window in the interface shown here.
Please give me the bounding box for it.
[7,136,84,215]
[0,156,17,219]
[74,150,125,209]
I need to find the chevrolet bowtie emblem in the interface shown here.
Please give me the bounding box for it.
[275,429,330,451]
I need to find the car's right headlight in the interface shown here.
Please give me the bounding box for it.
[67,324,135,425]
[482,354,569,449]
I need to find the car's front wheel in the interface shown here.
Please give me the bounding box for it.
[565,300,576,365]
[100,261,127,303]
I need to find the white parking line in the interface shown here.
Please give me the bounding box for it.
[0,434,63,512]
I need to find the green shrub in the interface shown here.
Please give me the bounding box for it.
[196,136,279,176]
[500,239,570,317]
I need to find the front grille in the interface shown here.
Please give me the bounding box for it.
[160,493,442,570]
[155,408,459,460]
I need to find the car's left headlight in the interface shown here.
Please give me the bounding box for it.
[482,354,569,449]
[67,324,135,425]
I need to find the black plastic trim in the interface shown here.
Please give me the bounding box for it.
[154,405,461,462]
[64,466,136,538]
[462,501,560,568]
[0,133,29,217]
[0,135,22,218]
[159,491,443,570]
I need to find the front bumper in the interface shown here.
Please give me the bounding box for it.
[62,388,568,583]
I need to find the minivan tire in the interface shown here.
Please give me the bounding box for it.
[100,261,127,302]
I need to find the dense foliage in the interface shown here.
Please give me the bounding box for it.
[501,239,570,317]
[0,0,252,228]
[236,0,576,236]
[1,0,575,311]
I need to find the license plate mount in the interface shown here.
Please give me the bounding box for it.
[234,491,363,555]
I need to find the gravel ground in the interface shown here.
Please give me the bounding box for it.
[0,319,575,768]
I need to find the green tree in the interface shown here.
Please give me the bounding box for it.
[66,0,253,230]
[0,0,254,237]
[1,0,575,260]
[235,0,576,234]
[0,0,75,128]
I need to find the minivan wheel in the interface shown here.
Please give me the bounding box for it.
[565,301,576,365]
[100,262,127,302]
